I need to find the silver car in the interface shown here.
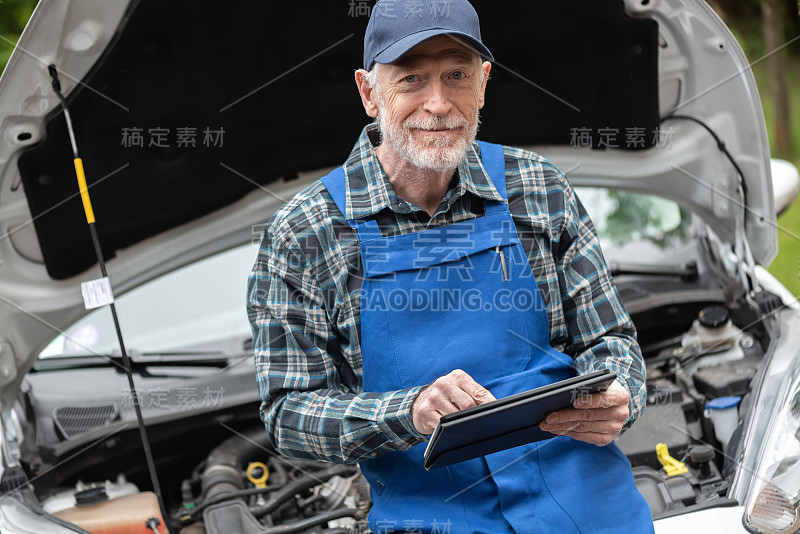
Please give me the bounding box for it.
[0,0,798,533]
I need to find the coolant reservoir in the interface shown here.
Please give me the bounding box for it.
[687,304,738,351]
[676,304,744,364]
[53,488,166,534]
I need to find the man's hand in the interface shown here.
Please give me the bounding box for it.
[538,379,629,446]
[411,369,496,435]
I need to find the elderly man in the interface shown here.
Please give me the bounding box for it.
[247,0,654,531]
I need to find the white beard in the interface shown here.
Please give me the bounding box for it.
[378,110,480,172]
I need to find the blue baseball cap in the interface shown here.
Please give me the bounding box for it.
[363,0,494,70]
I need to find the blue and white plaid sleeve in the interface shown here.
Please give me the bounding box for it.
[247,216,426,464]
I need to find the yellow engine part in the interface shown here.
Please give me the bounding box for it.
[656,442,688,476]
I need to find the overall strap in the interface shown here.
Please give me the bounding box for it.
[320,167,381,238]
[477,140,507,199]
[320,167,351,225]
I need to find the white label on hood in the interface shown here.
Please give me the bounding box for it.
[81,277,115,309]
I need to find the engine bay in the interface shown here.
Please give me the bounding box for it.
[2,294,775,533]
[617,297,774,521]
[32,429,371,534]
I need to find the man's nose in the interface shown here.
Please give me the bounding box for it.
[421,79,453,116]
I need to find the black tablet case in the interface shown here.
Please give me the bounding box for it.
[423,369,617,470]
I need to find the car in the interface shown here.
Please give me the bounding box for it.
[0,0,798,533]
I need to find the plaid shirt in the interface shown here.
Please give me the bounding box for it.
[247,124,646,464]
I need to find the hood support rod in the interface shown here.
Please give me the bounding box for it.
[48,65,172,534]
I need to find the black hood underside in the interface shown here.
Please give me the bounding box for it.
[18,0,659,279]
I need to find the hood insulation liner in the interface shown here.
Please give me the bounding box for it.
[18,0,658,279]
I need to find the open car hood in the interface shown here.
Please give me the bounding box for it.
[0,0,776,408]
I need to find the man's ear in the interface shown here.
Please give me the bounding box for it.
[355,69,380,119]
[477,61,491,110]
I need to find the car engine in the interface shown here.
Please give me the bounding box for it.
[6,298,773,533]
[615,300,772,520]
[36,427,371,533]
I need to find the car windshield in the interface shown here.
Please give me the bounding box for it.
[38,190,689,361]
[38,243,260,359]
[574,187,692,263]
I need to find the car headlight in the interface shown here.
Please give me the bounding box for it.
[743,364,800,534]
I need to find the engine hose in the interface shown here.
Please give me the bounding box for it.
[202,428,273,500]
[249,465,356,519]
[259,508,360,534]
[351,473,370,508]
[183,484,282,520]
[268,458,289,486]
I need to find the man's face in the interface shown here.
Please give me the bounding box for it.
[367,36,490,172]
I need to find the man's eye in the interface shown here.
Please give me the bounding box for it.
[452,71,465,80]
[403,75,417,83]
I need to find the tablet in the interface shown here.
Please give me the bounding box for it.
[423,369,617,470]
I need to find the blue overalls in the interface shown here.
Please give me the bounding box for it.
[321,141,654,533]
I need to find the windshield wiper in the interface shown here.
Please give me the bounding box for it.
[32,351,236,372]
[608,260,698,281]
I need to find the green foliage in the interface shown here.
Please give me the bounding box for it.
[0,0,39,75]
[726,4,800,295]
[758,57,800,295]
[773,197,800,297]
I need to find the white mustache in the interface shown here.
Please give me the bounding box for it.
[402,115,468,131]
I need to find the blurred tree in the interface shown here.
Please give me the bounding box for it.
[714,0,799,36]
[711,0,797,159]
[706,0,730,22]
[0,0,39,75]
[762,0,793,157]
